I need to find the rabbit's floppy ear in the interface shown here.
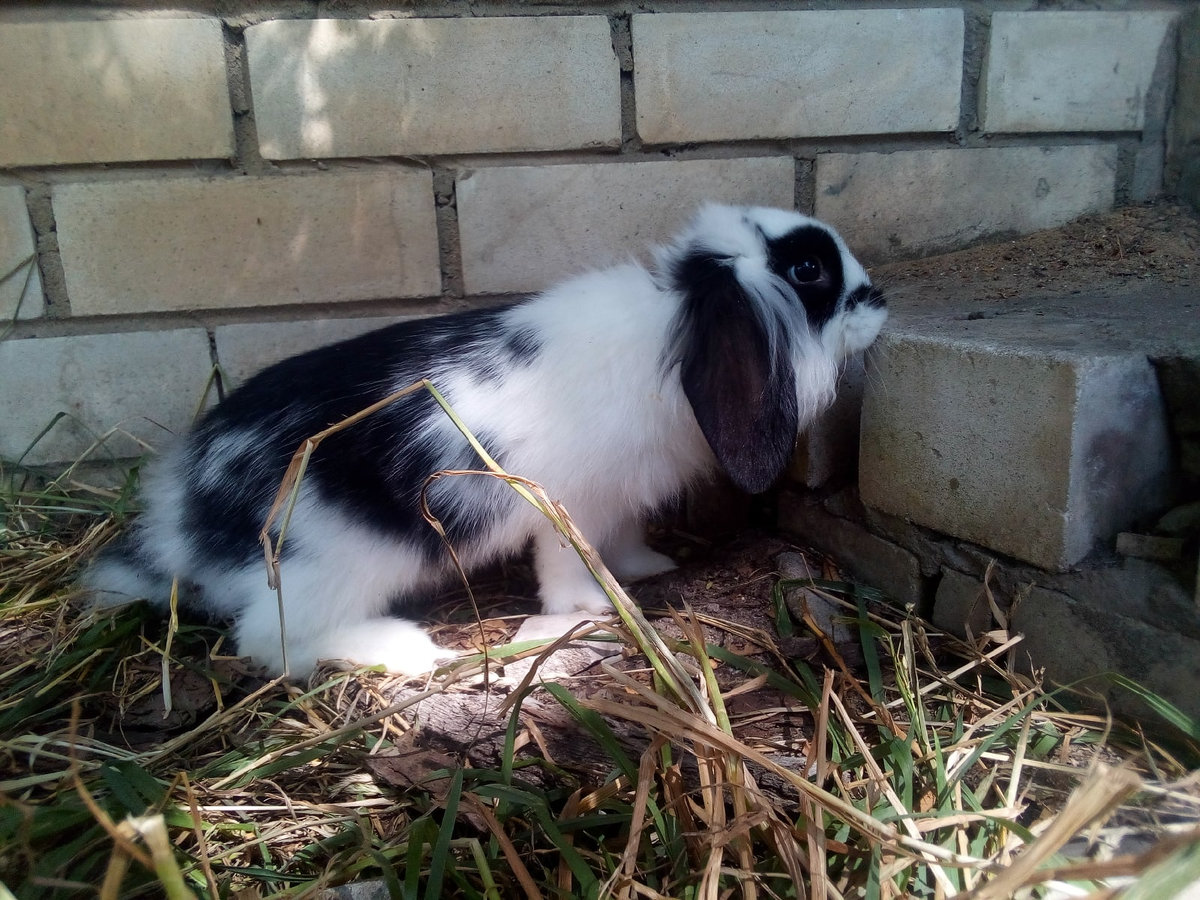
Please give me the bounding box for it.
[675,254,798,494]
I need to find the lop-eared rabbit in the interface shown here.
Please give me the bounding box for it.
[85,204,887,676]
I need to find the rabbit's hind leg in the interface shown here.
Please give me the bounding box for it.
[224,540,446,677]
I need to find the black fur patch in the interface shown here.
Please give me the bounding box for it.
[180,305,534,568]
[504,327,541,362]
[846,284,886,310]
[764,225,846,330]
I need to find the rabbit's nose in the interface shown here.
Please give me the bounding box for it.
[846,284,887,309]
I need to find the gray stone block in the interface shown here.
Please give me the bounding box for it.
[816,145,1116,263]
[457,158,793,295]
[1012,586,1200,721]
[982,11,1177,133]
[247,17,620,158]
[788,356,865,490]
[859,333,1173,571]
[823,488,992,579]
[0,19,233,166]
[1040,558,1198,639]
[1131,143,1166,202]
[0,183,42,320]
[214,316,413,388]
[1115,533,1184,562]
[778,493,924,608]
[932,568,992,639]
[633,9,962,142]
[0,329,214,465]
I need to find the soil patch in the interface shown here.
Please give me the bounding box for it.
[873,200,1198,305]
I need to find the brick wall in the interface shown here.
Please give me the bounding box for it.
[0,3,1184,466]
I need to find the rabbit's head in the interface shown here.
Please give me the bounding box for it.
[658,204,886,493]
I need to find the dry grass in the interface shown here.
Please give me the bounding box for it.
[3,389,1200,899]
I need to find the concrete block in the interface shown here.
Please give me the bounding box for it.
[0,184,43,320]
[247,17,619,159]
[1011,587,1114,694]
[457,158,794,294]
[778,493,924,608]
[215,316,411,387]
[859,334,1173,571]
[0,19,233,166]
[0,330,213,465]
[1012,586,1200,721]
[932,569,992,639]
[1181,155,1200,215]
[816,146,1117,262]
[1155,358,1200,489]
[982,11,1176,133]
[53,171,440,316]
[1115,533,1183,562]
[1131,143,1166,202]
[633,9,963,142]
[1041,558,1197,638]
[1157,502,1200,537]
[1170,10,1200,177]
[821,488,989,580]
[788,355,865,489]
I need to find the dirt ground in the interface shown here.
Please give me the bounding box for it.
[872,200,1199,303]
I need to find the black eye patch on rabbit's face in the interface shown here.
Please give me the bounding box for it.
[764,226,845,330]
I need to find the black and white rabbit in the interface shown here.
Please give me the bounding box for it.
[84,204,886,677]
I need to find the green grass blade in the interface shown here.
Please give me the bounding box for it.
[425,766,464,900]
[1104,673,1200,741]
[1116,837,1200,900]
[770,581,795,639]
[406,818,434,899]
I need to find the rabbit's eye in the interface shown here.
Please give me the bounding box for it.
[787,257,823,284]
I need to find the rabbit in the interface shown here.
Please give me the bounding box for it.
[83,203,887,677]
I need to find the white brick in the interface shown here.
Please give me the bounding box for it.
[0,330,213,465]
[816,146,1116,262]
[0,19,233,166]
[457,158,794,294]
[53,172,440,316]
[983,12,1177,133]
[247,17,620,159]
[0,184,43,320]
[859,335,1173,571]
[215,316,410,387]
[633,10,963,143]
